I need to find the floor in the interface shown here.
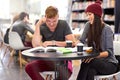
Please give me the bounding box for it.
[0,44,80,80]
[0,45,31,80]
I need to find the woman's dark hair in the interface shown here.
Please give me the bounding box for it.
[19,12,29,20]
[12,14,19,24]
[87,14,104,51]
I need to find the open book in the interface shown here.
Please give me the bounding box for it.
[26,46,92,54]
[26,47,74,54]
[29,47,58,53]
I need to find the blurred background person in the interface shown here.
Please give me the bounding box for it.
[11,12,34,47]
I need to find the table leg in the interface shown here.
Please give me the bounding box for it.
[64,60,68,80]
[55,62,59,80]
[54,61,68,80]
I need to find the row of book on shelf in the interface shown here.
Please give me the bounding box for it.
[72,0,115,10]
[72,12,114,21]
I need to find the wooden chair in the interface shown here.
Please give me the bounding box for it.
[0,28,12,62]
[8,31,31,68]
[0,28,4,61]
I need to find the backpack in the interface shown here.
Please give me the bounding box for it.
[4,28,10,44]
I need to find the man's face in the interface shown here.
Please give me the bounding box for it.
[45,15,58,31]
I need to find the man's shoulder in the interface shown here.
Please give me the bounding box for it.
[58,20,68,28]
[58,20,67,23]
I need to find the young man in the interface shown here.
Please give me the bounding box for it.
[25,6,76,80]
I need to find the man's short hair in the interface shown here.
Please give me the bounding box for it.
[19,12,29,20]
[45,6,58,18]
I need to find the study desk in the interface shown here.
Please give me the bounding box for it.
[22,48,99,80]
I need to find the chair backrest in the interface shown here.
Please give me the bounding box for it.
[113,41,120,56]
[113,41,120,66]
[0,28,4,42]
[9,31,25,50]
[4,28,10,44]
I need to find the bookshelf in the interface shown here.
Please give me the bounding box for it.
[115,0,120,33]
[71,0,115,32]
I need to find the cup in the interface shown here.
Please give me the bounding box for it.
[66,40,72,47]
[77,43,84,54]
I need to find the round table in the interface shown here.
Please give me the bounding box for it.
[22,48,99,80]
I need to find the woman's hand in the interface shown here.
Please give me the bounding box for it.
[82,58,94,63]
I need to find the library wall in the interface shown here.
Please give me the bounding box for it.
[71,0,115,33]
[115,0,120,33]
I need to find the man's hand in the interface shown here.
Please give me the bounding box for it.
[42,41,53,47]
[36,17,46,27]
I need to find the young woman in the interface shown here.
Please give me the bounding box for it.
[77,1,118,80]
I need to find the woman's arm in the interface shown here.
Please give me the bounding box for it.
[96,26,114,58]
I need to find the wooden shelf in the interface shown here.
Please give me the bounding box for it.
[72,19,88,23]
[72,9,85,12]
[104,20,114,25]
[72,0,97,3]
[104,8,114,15]
[71,0,114,30]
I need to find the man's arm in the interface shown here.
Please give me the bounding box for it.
[32,18,46,47]
[42,34,76,47]
[32,25,42,47]
[65,34,76,47]
[54,34,76,47]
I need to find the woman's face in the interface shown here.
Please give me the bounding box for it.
[24,16,30,23]
[86,12,94,24]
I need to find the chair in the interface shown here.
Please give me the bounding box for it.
[8,31,31,68]
[94,41,120,80]
[0,28,12,62]
[0,28,4,61]
[40,71,55,80]
[0,27,15,67]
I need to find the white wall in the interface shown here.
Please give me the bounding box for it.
[9,0,27,14]
[40,0,69,20]
[0,0,9,19]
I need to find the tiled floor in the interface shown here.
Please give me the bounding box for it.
[0,44,80,80]
[0,45,31,80]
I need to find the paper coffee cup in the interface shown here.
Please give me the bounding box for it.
[77,43,84,54]
[66,40,72,47]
